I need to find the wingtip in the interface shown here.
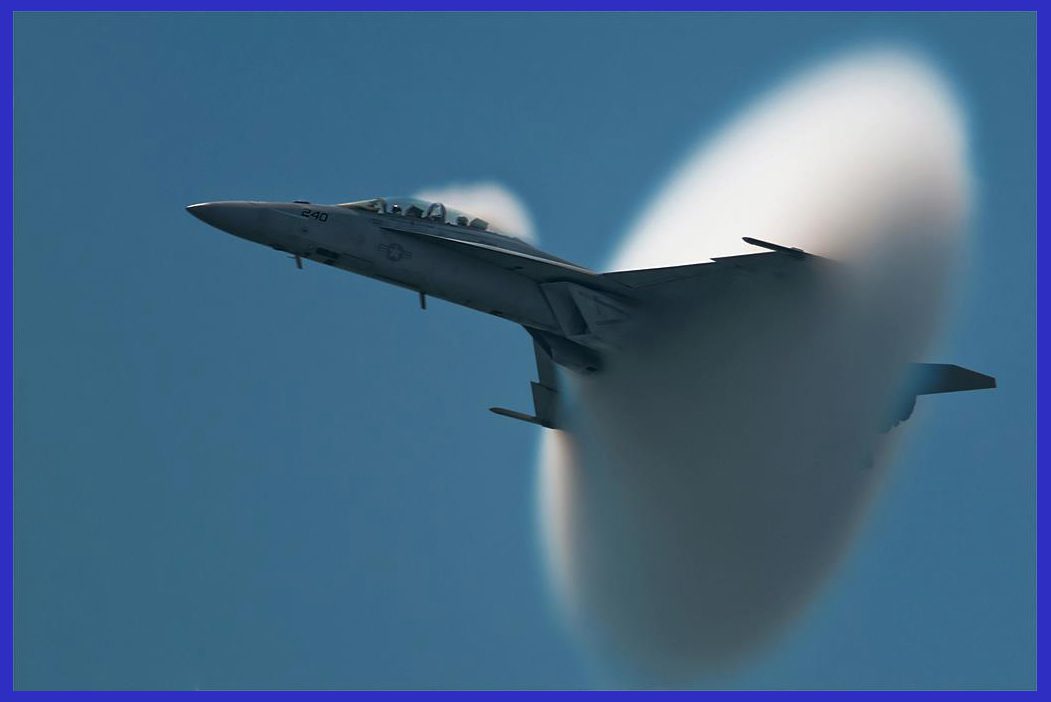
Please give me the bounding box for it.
[743,236,807,257]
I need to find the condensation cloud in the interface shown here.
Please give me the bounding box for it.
[537,49,972,685]
[415,182,538,243]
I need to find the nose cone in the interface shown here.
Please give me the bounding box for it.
[186,201,265,239]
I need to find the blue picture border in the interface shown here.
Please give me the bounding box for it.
[2,4,1041,697]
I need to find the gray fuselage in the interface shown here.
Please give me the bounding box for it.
[188,200,564,334]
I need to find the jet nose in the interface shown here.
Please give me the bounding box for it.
[186,201,264,239]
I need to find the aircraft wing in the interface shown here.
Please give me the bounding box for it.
[602,237,823,292]
[388,226,820,301]
[473,236,995,431]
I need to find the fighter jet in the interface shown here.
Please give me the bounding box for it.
[186,196,995,429]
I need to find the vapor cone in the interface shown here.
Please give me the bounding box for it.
[538,49,971,683]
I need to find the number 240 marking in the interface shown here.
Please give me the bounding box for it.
[300,209,329,222]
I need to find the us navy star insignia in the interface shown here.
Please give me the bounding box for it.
[378,242,412,262]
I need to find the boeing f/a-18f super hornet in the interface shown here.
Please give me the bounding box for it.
[187,196,995,429]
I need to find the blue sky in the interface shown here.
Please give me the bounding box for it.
[13,12,1034,689]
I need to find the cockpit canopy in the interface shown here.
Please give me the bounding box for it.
[339,196,513,238]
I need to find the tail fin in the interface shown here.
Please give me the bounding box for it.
[490,339,561,429]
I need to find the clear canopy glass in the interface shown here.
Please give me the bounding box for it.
[339,196,513,238]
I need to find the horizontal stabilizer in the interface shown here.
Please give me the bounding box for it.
[909,363,997,395]
[884,363,996,431]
